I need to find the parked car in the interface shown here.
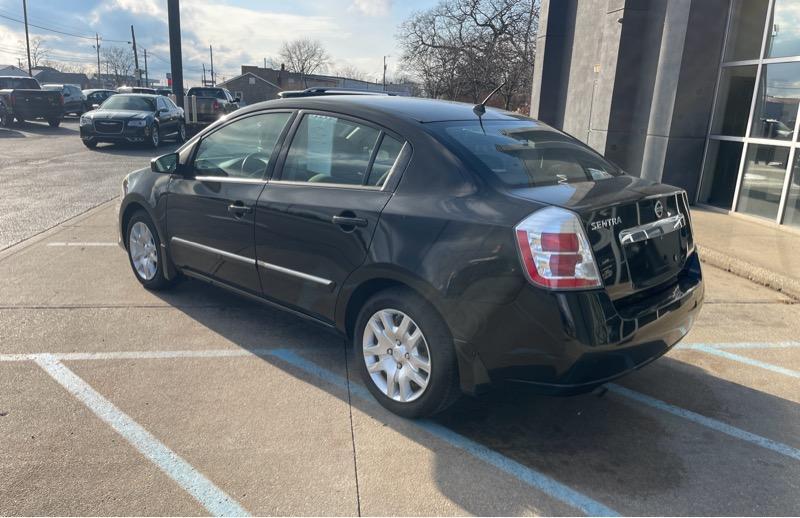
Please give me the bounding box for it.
[0,76,63,127]
[185,86,239,133]
[117,86,157,94]
[117,93,703,418]
[42,84,85,116]
[79,93,185,149]
[83,88,116,110]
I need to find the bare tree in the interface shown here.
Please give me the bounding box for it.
[102,46,134,86]
[19,37,49,68]
[279,38,330,78]
[333,64,367,81]
[398,0,539,112]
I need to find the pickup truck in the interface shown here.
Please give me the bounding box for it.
[0,76,64,127]
[184,87,239,133]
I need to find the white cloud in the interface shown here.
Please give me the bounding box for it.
[348,0,392,17]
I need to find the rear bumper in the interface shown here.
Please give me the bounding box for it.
[453,252,704,395]
[13,106,63,120]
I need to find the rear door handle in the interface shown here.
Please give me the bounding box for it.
[228,203,253,214]
[332,215,368,228]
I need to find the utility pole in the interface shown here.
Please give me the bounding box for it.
[263,58,266,69]
[209,45,215,85]
[143,48,148,86]
[382,55,387,91]
[167,0,184,107]
[22,0,32,75]
[202,63,206,86]
[130,25,140,86]
[94,33,101,85]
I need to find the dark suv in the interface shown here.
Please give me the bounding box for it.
[118,93,703,418]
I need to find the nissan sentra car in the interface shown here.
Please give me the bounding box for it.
[117,90,703,418]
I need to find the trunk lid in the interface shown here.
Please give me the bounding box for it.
[508,176,694,300]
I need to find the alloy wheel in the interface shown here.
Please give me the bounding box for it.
[151,127,159,147]
[129,221,158,281]
[362,309,431,403]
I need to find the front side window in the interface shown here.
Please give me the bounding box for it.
[192,112,292,179]
[433,120,622,188]
[280,114,381,186]
[156,97,168,111]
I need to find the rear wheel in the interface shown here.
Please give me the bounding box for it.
[176,122,187,143]
[125,210,174,290]
[14,117,24,125]
[48,118,60,128]
[0,110,8,127]
[355,287,460,418]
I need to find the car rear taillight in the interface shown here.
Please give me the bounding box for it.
[212,100,220,110]
[515,207,602,289]
[59,94,64,105]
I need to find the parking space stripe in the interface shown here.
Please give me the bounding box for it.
[685,345,800,379]
[32,354,250,517]
[46,242,117,247]
[266,349,620,517]
[608,384,800,462]
[679,342,800,350]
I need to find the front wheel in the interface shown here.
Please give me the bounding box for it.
[149,124,160,148]
[82,139,97,149]
[0,110,8,127]
[48,118,60,128]
[355,287,460,418]
[125,211,174,290]
[176,121,187,143]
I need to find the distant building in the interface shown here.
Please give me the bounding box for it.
[0,64,29,77]
[32,66,90,88]
[218,64,416,105]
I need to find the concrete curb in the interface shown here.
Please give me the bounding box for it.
[698,244,800,301]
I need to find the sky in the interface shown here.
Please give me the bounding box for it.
[0,0,432,86]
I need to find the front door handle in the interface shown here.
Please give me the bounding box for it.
[332,215,368,228]
[228,203,253,215]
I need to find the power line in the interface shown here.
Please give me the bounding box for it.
[0,12,130,43]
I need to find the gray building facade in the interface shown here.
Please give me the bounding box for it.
[531,0,800,229]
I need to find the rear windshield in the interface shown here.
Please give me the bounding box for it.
[101,95,155,111]
[0,77,40,89]
[187,88,226,99]
[432,120,622,187]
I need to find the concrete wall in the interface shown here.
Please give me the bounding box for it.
[531,0,729,197]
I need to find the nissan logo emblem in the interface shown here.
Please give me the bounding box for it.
[654,201,664,218]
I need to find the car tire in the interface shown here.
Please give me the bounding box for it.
[176,122,187,143]
[48,118,60,128]
[0,110,8,128]
[149,124,160,148]
[83,139,97,149]
[125,210,174,291]
[15,117,24,125]
[355,287,461,418]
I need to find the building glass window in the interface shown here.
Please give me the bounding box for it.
[724,0,769,62]
[736,144,790,220]
[749,62,800,141]
[698,140,743,210]
[783,155,800,227]
[700,0,800,226]
[710,65,757,136]
[765,0,800,58]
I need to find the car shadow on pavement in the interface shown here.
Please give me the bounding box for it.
[151,279,800,515]
[0,127,25,138]
[12,122,79,135]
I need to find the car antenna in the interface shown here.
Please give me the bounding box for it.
[473,81,506,133]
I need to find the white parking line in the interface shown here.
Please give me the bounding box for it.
[32,354,249,517]
[46,242,117,247]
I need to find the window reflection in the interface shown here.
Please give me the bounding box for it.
[724,0,769,61]
[766,0,800,58]
[750,62,800,140]
[711,66,757,136]
[699,140,743,209]
[782,154,800,227]
[737,144,790,220]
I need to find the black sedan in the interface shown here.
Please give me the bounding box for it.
[117,93,703,418]
[80,93,185,149]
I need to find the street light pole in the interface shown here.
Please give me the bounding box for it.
[167,0,184,107]
[95,33,101,86]
[144,48,148,86]
[22,0,32,75]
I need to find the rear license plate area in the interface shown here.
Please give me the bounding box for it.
[623,230,687,290]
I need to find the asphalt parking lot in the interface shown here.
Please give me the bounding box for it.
[1,120,799,516]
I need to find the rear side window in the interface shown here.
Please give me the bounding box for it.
[281,114,381,186]
[434,121,622,187]
[366,135,404,187]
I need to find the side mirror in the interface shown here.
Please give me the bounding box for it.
[92,104,100,110]
[233,97,240,103]
[151,152,180,174]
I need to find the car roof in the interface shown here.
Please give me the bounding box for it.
[113,93,159,98]
[236,95,525,124]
